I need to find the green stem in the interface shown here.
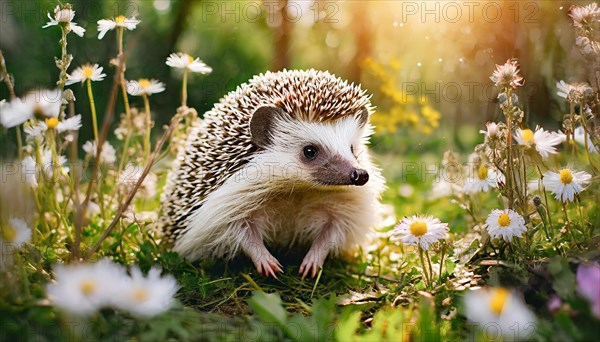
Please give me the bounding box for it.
[142,93,152,160]
[438,242,446,285]
[86,79,99,142]
[418,245,430,289]
[182,70,188,107]
[425,248,435,287]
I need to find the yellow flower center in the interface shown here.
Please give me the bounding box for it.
[115,15,126,24]
[133,288,148,302]
[138,79,151,89]
[559,169,573,185]
[521,129,534,144]
[497,213,511,227]
[83,66,94,78]
[1,225,16,243]
[409,221,428,237]
[45,117,59,129]
[477,165,488,180]
[489,288,509,315]
[80,280,96,295]
[187,55,194,64]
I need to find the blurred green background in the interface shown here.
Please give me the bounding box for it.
[0,0,593,156]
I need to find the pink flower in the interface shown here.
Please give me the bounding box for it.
[577,262,600,318]
[547,295,562,313]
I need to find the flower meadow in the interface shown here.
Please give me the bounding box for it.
[0,2,599,341]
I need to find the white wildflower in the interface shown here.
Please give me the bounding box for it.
[515,126,565,158]
[166,52,212,74]
[392,215,449,250]
[485,209,527,242]
[556,80,593,101]
[24,115,82,140]
[490,59,524,89]
[0,89,62,128]
[47,260,128,316]
[480,122,502,140]
[464,287,536,341]
[543,168,592,202]
[82,140,117,165]
[464,164,503,193]
[127,79,165,96]
[1,218,32,246]
[97,15,140,40]
[42,5,85,37]
[569,3,600,27]
[113,266,178,317]
[65,64,107,85]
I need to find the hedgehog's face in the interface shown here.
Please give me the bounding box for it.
[250,106,372,187]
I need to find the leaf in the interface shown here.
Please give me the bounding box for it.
[335,309,362,341]
[247,291,288,330]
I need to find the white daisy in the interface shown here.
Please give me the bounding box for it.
[479,122,503,140]
[1,218,32,246]
[126,79,165,96]
[24,115,82,140]
[82,140,117,165]
[543,168,592,202]
[166,52,213,74]
[490,59,524,89]
[42,5,85,37]
[46,260,128,316]
[464,164,503,193]
[0,89,62,128]
[515,126,565,158]
[113,266,178,317]
[392,215,449,250]
[65,64,107,85]
[556,80,593,101]
[463,287,537,341]
[569,3,600,28]
[97,15,140,40]
[485,209,527,242]
[574,126,598,153]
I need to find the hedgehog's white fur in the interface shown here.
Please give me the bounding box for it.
[160,69,385,276]
[175,115,384,259]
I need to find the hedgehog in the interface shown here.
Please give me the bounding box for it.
[159,69,385,278]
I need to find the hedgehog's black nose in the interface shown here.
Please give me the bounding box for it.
[350,169,369,186]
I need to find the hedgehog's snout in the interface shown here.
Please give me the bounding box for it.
[350,169,369,186]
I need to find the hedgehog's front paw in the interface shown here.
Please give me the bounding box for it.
[299,249,327,279]
[252,253,283,279]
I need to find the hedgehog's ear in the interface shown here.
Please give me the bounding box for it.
[250,106,285,148]
[354,106,369,128]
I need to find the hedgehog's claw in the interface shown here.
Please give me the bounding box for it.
[254,254,283,279]
[299,250,324,279]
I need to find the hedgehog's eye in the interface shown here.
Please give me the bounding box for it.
[303,145,318,160]
[350,145,354,154]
